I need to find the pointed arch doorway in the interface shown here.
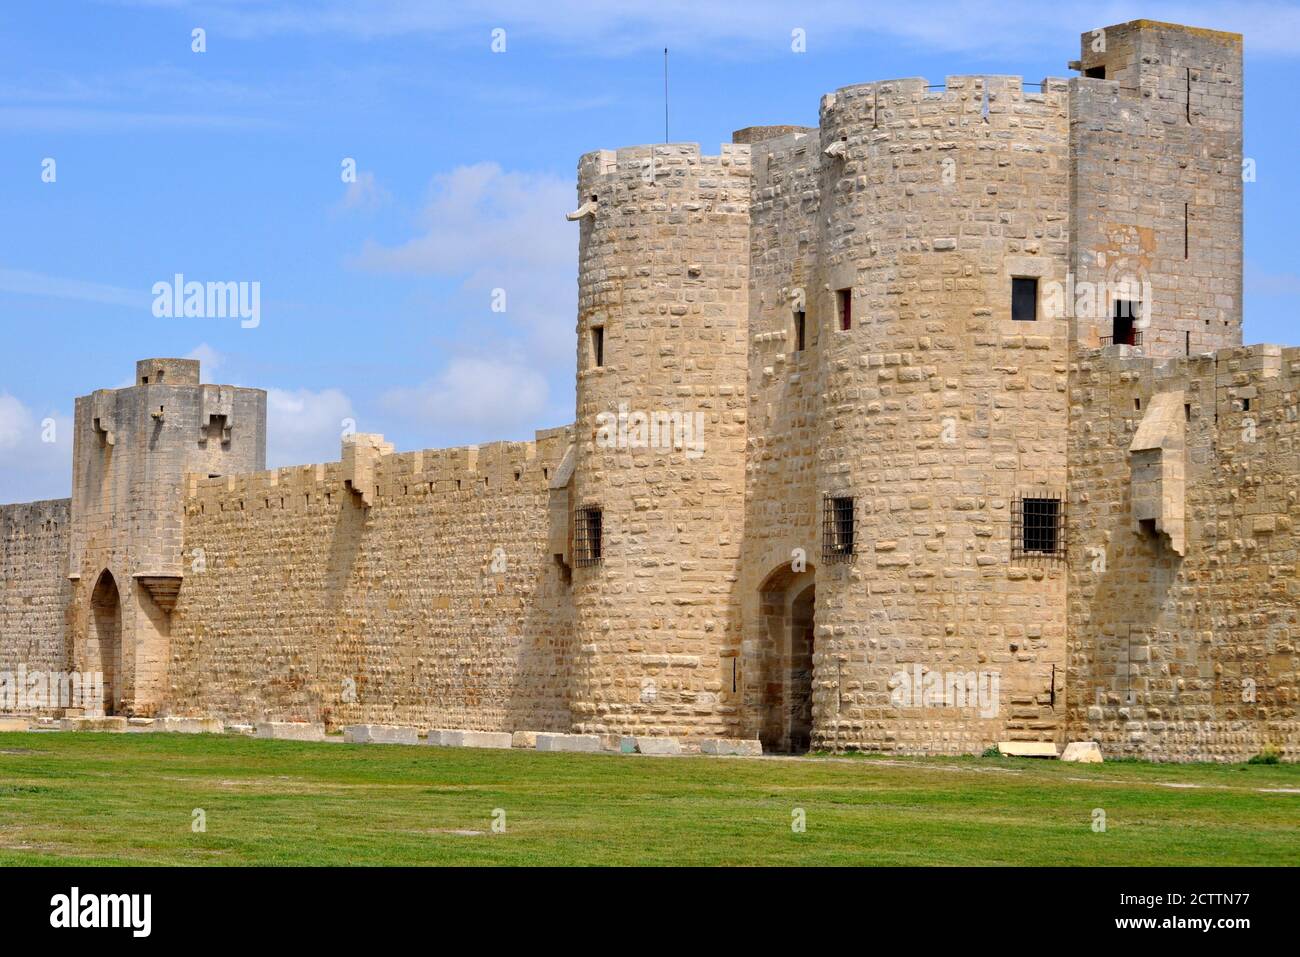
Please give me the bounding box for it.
[88,570,122,715]
[755,564,817,753]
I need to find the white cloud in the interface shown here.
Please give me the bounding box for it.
[265,386,356,468]
[350,162,571,275]
[184,343,224,382]
[350,162,576,368]
[336,170,390,213]
[381,357,550,437]
[0,393,73,505]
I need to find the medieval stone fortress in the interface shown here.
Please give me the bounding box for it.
[1,20,1294,762]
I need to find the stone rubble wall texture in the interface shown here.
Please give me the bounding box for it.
[0,21,1291,761]
[1068,345,1300,761]
[0,500,71,678]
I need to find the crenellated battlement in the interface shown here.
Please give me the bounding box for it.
[184,426,574,511]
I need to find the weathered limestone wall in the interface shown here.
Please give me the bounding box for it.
[1070,22,1243,358]
[570,143,751,738]
[1068,345,1300,760]
[740,128,824,750]
[168,429,574,731]
[813,76,1072,753]
[0,499,71,686]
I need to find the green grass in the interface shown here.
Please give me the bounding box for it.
[0,732,1296,866]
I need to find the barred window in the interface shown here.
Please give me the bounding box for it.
[1012,494,1065,559]
[574,506,603,566]
[823,495,855,563]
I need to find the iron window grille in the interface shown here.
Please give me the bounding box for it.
[822,495,856,563]
[574,506,603,567]
[1012,493,1065,560]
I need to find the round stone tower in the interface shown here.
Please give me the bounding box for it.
[810,76,1072,753]
[568,143,751,739]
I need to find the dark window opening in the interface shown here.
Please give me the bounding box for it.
[141,376,149,384]
[1184,404,1192,421]
[1012,494,1065,559]
[836,289,852,331]
[1241,397,1251,412]
[1084,66,1106,79]
[822,495,855,563]
[1134,398,1142,411]
[1011,277,1038,322]
[591,325,605,367]
[1111,300,1140,346]
[794,310,806,351]
[574,507,603,567]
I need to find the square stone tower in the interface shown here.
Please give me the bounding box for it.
[68,358,265,715]
[1069,20,1243,358]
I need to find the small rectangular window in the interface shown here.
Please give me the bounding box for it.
[1111,300,1140,346]
[1012,494,1065,559]
[823,495,855,563]
[794,311,806,351]
[575,506,603,566]
[1084,66,1106,79]
[836,289,852,331]
[1011,277,1038,322]
[591,326,605,367]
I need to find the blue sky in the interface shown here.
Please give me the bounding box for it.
[2,0,1297,503]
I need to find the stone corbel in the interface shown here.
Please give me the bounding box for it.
[1129,390,1186,555]
[199,385,235,445]
[91,390,116,446]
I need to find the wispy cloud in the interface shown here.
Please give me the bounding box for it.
[349,161,575,364]
[381,356,551,437]
[0,107,275,133]
[95,1,1300,57]
[0,268,149,309]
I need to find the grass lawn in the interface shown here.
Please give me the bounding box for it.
[0,731,1295,866]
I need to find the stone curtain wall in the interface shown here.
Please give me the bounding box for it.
[812,76,1073,754]
[570,143,752,739]
[1068,345,1300,760]
[168,429,574,731]
[0,500,71,686]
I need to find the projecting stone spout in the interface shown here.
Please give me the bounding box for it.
[565,200,598,221]
[1129,391,1186,555]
